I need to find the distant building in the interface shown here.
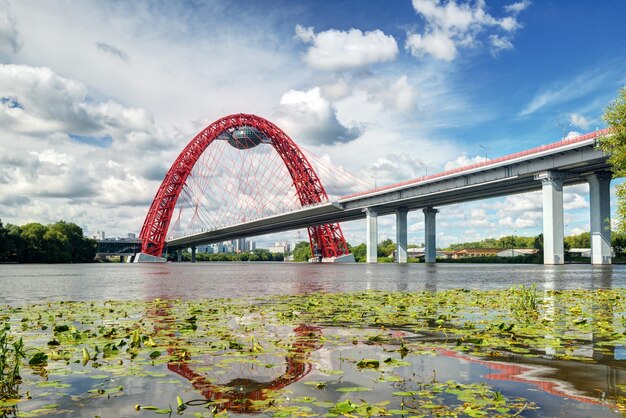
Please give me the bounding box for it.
[269,241,290,254]
[452,248,501,258]
[497,248,538,257]
[197,245,214,254]
[233,238,246,253]
[246,241,256,251]
[209,243,226,254]
[568,248,591,257]
[127,232,137,240]
[93,231,105,240]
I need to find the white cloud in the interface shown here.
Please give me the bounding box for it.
[505,1,531,15]
[321,78,351,100]
[564,193,588,210]
[406,0,527,61]
[354,75,419,113]
[295,25,398,71]
[568,226,589,236]
[384,76,417,112]
[498,216,537,228]
[0,64,153,137]
[519,68,611,116]
[0,1,21,54]
[366,153,430,185]
[275,87,362,145]
[406,31,457,61]
[569,113,590,129]
[0,63,179,237]
[489,34,513,56]
[444,154,487,171]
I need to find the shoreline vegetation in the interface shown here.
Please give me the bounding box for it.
[0,220,96,264]
[3,218,626,264]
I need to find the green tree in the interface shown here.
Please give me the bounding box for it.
[48,221,96,262]
[613,232,626,256]
[43,227,71,263]
[20,223,47,263]
[377,239,395,257]
[291,241,312,262]
[600,86,626,231]
[3,224,24,262]
[0,220,7,261]
[564,232,591,249]
[350,243,367,262]
[238,252,249,261]
[533,233,544,251]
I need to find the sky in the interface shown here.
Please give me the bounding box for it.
[1,0,625,249]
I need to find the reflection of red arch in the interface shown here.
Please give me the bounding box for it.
[436,348,604,406]
[167,324,322,413]
[139,113,349,258]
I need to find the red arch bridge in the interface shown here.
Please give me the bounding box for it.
[132,113,615,265]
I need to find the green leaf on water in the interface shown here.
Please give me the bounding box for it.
[356,359,380,369]
[331,400,356,414]
[36,380,71,388]
[28,352,48,365]
[336,386,371,392]
[392,391,418,396]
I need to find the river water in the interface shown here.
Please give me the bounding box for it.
[0,262,623,305]
[1,262,626,417]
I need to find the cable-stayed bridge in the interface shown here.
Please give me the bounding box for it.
[133,114,614,265]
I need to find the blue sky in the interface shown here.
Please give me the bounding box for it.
[0,0,625,248]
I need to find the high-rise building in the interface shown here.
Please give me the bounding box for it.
[269,241,290,254]
[197,245,214,254]
[93,231,105,240]
[233,238,246,253]
[246,241,256,251]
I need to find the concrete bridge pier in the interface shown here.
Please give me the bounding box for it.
[396,208,408,264]
[191,246,197,263]
[588,172,612,265]
[537,171,565,265]
[365,208,378,263]
[423,207,438,264]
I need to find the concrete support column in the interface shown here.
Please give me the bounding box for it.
[365,208,378,263]
[191,246,197,263]
[536,171,565,265]
[396,208,408,264]
[423,207,438,264]
[588,172,612,265]
[177,251,182,262]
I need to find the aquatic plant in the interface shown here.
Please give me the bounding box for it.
[509,283,539,320]
[1,287,625,416]
[0,321,25,402]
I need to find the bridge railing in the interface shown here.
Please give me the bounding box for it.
[341,128,611,200]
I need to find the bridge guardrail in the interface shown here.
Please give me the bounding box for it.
[340,128,611,200]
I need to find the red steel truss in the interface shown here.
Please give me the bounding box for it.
[139,113,350,258]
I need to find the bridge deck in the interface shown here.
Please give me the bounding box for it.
[167,130,611,249]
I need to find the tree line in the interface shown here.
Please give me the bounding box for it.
[0,219,96,263]
[176,248,284,262]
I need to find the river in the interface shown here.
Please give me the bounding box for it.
[0,262,623,305]
[1,262,625,417]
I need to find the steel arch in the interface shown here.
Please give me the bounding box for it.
[139,113,349,258]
